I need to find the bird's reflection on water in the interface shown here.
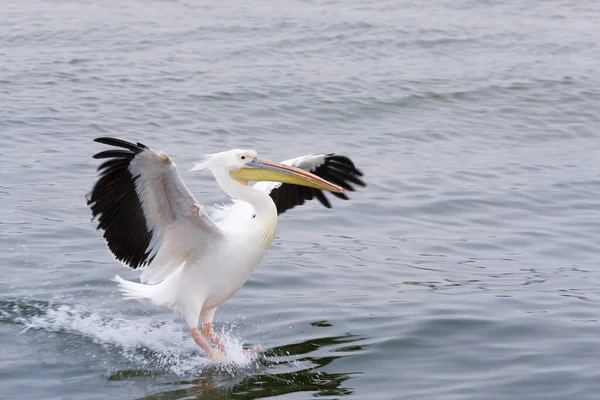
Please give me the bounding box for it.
[127,326,367,399]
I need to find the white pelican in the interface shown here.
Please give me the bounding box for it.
[87,137,365,360]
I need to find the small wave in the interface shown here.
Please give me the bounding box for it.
[0,299,259,376]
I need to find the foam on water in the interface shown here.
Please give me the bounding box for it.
[9,301,258,376]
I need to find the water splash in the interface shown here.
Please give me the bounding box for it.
[1,299,259,376]
[1,299,365,397]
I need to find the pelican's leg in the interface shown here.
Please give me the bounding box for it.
[200,308,261,356]
[201,307,226,352]
[191,328,222,361]
[203,322,226,352]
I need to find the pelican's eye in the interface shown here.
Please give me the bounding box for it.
[241,155,246,160]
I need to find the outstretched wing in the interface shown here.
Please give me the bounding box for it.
[253,154,366,215]
[87,137,222,284]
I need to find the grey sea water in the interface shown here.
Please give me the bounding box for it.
[1,0,600,398]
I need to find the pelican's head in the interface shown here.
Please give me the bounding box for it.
[190,149,344,194]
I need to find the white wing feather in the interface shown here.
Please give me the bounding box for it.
[130,150,223,284]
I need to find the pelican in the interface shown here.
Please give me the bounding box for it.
[87,137,365,360]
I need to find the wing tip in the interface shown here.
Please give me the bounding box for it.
[93,137,148,153]
[269,152,365,214]
[89,137,155,271]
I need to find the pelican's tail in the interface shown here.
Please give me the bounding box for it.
[113,275,176,309]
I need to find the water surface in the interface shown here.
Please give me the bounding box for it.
[1,0,600,398]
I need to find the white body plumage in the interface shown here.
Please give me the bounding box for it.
[113,153,279,329]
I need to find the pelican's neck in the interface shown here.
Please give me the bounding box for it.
[211,168,276,218]
[211,168,277,246]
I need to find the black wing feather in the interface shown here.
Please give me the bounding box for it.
[269,154,365,215]
[94,137,148,152]
[87,137,154,269]
[93,149,135,160]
